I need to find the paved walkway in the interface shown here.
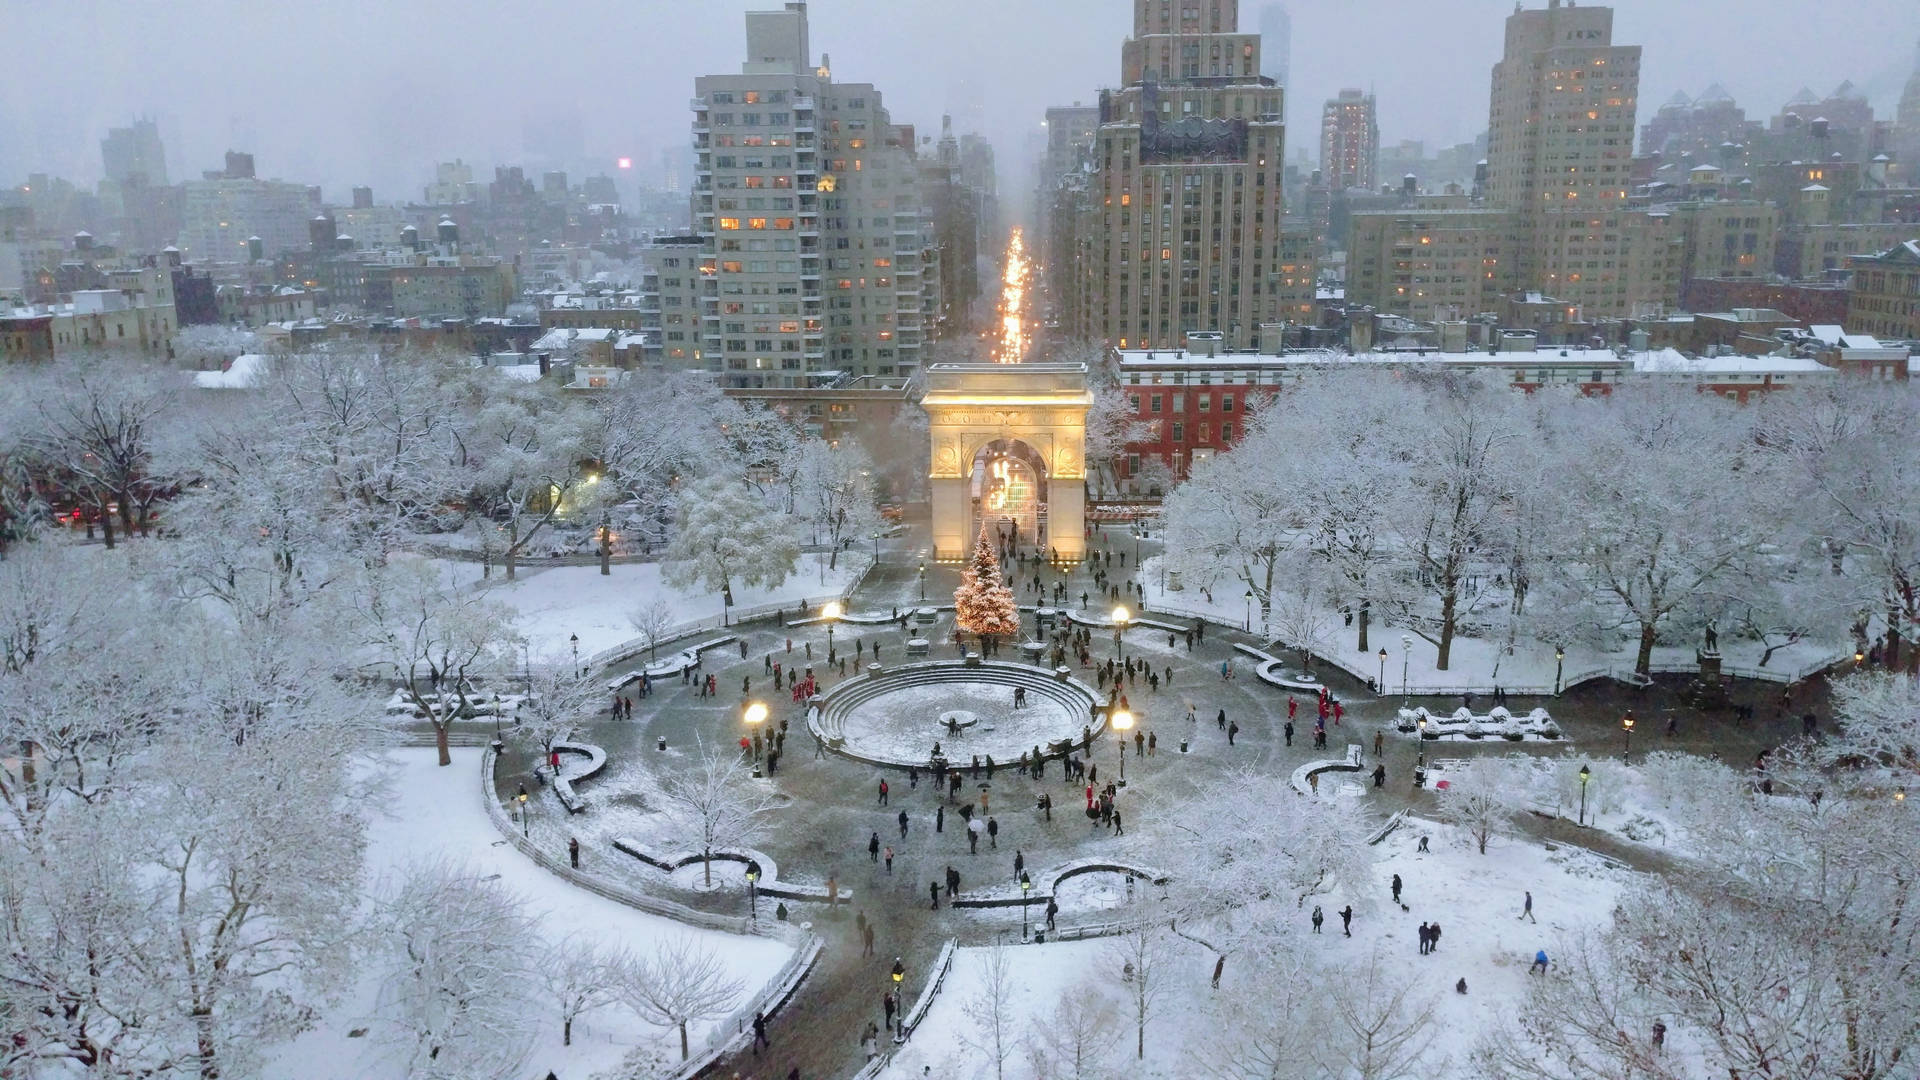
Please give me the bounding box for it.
[453,509,1835,1080]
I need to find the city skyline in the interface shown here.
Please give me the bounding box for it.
[3,0,1914,201]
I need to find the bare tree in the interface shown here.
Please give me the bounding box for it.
[1194,950,1318,1080]
[372,861,539,1080]
[21,358,175,548]
[358,558,520,765]
[614,936,746,1061]
[627,596,679,661]
[961,941,1016,1080]
[1438,756,1523,854]
[656,740,781,886]
[1025,984,1121,1080]
[1318,946,1440,1080]
[542,935,621,1047]
[1108,918,1174,1060]
[517,659,603,763]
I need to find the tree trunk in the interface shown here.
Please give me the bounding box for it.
[1356,602,1370,653]
[100,505,116,550]
[1635,623,1658,677]
[1137,1016,1144,1059]
[599,529,611,576]
[563,1017,572,1046]
[679,1020,691,1060]
[703,847,713,887]
[505,518,520,581]
[435,721,451,767]
[1437,586,1458,671]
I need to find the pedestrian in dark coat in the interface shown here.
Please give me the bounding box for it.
[987,816,999,848]
[878,779,889,805]
[868,832,880,861]
[1392,873,1403,904]
[1228,721,1239,745]
[936,804,944,832]
[1045,898,1058,929]
[898,809,909,839]
[1284,720,1294,746]
[568,836,580,868]
[1340,905,1353,936]
[1418,922,1431,954]
[1311,905,1324,933]
[1217,708,1227,730]
[1429,922,1442,952]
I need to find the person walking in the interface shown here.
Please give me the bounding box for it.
[1228,720,1239,746]
[1216,708,1227,730]
[1284,720,1294,747]
[1520,890,1536,923]
[878,778,889,806]
[1429,922,1442,953]
[1374,730,1385,756]
[1288,697,1297,721]
[1148,731,1157,756]
[1340,905,1353,937]
[884,846,894,874]
[1013,849,1025,882]
[1111,809,1123,835]
[568,837,580,869]
[1418,923,1431,955]
[753,1011,770,1051]
[1045,897,1058,930]
[987,816,1000,849]
[883,990,898,1032]
[1311,905,1324,934]
[935,804,944,833]
[868,832,880,863]
[968,816,982,854]
[929,880,940,909]
[1134,729,1145,757]
[862,921,876,957]
[898,809,909,840]
[1651,1020,1667,1052]
[1391,873,1403,905]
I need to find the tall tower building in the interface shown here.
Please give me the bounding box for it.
[101,119,168,187]
[1258,4,1291,86]
[1485,0,1641,312]
[1320,89,1379,191]
[693,1,937,387]
[1895,39,1920,170]
[1082,0,1286,351]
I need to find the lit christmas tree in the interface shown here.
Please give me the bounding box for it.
[954,525,1021,645]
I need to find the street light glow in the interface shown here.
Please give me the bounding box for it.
[823,601,843,620]
[1112,605,1129,625]
[744,701,768,726]
[1111,708,1134,731]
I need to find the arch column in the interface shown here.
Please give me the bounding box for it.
[922,363,1092,563]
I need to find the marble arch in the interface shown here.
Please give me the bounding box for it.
[920,362,1092,562]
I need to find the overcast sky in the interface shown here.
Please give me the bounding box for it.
[3,0,1914,207]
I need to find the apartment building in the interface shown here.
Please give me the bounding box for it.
[693,2,937,388]
[1081,0,1288,352]
[1847,241,1920,340]
[1347,201,1512,320]
[180,172,315,265]
[1320,89,1379,192]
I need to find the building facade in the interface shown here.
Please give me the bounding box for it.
[1080,0,1288,352]
[692,2,938,388]
[181,175,315,265]
[1847,241,1920,340]
[1320,89,1379,192]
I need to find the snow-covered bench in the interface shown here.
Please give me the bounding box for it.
[384,689,525,718]
[611,838,854,904]
[1232,644,1327,693]
[947,857,1169,908]
[536,741,606,814]
[1290,743,1365,796]
[604,635,737,691]
[1395,705,1564,743]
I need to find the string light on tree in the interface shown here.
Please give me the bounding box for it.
[992,227,1031,364]
[954,525,1020,649]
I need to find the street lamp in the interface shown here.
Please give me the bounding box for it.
[746,862,760,920]
[891,958,905,987]
[517,784,529,839]
[823,600,842,659]
[1401,634,1413,704]
[1621,711,1636,762]
[1377,647,1388,696]
[1243,589,1253,633]
[1577,764,1591,826]
[1112,605,1130,662]
[1111,708,1133,786]
[918,560,927,602]
[1554,647,1565,696]
[570,633,580,677]
[1020,870,1033,940]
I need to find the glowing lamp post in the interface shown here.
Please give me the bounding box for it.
[1621,712,1636,763]
[1578,764,1591,826]
[1112,606,1130,662]
[1243,589,1253,633]
[823,601,843,659]
[918,560,927,601]
[746,862,760,920]
[1554,647,1565,696]
[517,784,530,838]
[1401,634,1413,704]
[1111,708,1133,786]
[891,958,905,987]
[1377,647,1388,696]
[570,633,580,677]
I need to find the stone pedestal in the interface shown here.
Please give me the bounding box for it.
[1684,650,1729,708]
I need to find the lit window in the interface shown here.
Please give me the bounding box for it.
[718,218,741,230]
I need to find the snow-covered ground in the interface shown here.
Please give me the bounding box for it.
[1140,556,1842,693]
[262,748,792,1080]
[439,552,870,658]
[879,819,1632,1079]
[830,677,1092,766]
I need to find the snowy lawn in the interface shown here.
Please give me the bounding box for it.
[438,552,870,658]
[262,748,792,1080]
[827,676,1094,766]
[879,819,1633,1080]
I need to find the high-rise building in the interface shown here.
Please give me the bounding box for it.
[1080,0,1286,352]
[1895,40,1920,169]
[181,162,315,264]
[1258,4,1290,86]
[1485,0,1644,316]
[1320,89,1379,192]
[693,1,937,387]
[101,119,168,187]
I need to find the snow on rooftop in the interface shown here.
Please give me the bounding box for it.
[192,353,271,389]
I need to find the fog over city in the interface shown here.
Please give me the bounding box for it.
[3,0,1913,196]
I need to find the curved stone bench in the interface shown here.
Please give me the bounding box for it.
[947,857,1169,908]
[1232,644,1327,693]
[1290,743,1365,796]
[540,740,607,814]
[1061,609,1190,635]
[809,660,1104,769]
[606,635,738,691]
[611,838,855,905]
